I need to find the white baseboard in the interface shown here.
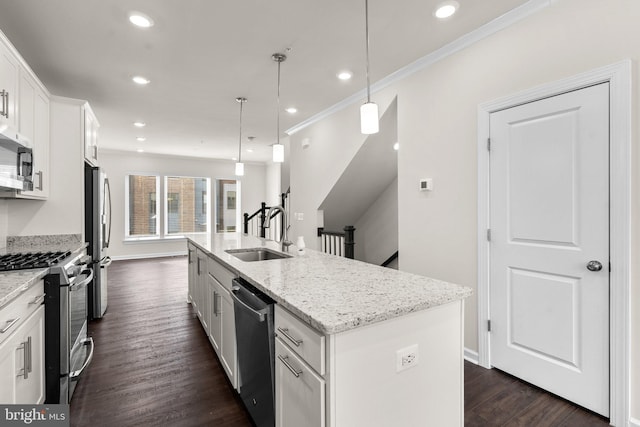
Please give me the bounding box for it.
[110,251,186,261]
[629,417,640,427]
[464,348,479,365]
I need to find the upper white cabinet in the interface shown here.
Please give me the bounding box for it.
[84,105,99,166]
[18,71,50,199]
[0,37,19,129]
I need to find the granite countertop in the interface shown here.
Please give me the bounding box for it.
[0,234,87,310]
[186,233,473,335]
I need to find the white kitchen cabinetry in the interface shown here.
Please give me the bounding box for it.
[0,281,46,404]
[0,35,19,129]
[187,243,196,304]
[194,249,208,331]
[83,105,99,166]
[18,71,50,199]
[275,305,325,427]
[207,256,237,388]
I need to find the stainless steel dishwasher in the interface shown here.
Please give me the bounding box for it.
[231,277,276,427]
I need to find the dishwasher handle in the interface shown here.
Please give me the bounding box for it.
[231,285,268,322]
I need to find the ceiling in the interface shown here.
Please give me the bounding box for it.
[0,0,530,163]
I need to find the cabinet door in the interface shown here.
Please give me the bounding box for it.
[18,73,49,199]
[218,284,237,388]
[84,107,99,166]
[275,339,325,427]
[15,306,44,404]
[187,244,196,303]
[0,325,19,403]
[208,275,221,354]
[0,40,19,129]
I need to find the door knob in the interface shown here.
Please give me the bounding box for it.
[586,260,603,272]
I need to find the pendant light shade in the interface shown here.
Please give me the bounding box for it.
[272,53,287,163]
[360,102,379,134]
[361,0,379,135]
[235,162,245,176]
[272,143,284,163]
[235,97,247,177]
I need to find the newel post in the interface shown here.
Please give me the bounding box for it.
[243,213,249,234]
[344,226,355,259]
[259,202,267,238]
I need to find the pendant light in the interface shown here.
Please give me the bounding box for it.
[360,0,379,135]
[272,53,286,163]
[235,97,247,176]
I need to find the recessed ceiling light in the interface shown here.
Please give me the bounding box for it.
[137,149,145,153]
[285,107,297,114]
[231,157,238,161]
[129,12,154,28]
[246,149,254,153]
[337,71,353,80]
[132,76,150,85]
[434,1,459,19]
[136,137,146,142]
[133,121,146,128]
[393,142,400,151]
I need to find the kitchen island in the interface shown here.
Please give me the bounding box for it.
[186,233,472,427]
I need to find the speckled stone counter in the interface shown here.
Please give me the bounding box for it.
[0,234,87,310]
[186,233,473,334]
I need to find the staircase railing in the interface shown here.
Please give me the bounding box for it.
[243,191,288,240]
[317,226,355,259]
[381,251,399,268]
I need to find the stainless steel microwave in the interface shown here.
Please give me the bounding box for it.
[0,123,33,193]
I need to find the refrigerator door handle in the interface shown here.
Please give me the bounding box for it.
[103,177,112,249]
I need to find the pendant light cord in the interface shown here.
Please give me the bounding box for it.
[365,0,371,103]
[237,97,246,162]
[277,59,281,145]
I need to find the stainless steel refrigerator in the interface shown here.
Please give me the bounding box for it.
[84,162,112,319]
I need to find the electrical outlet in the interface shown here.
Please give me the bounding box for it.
[396,344,419,372]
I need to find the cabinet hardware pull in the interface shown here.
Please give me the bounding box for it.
[26,336,32,375]
[36,171,43,191]
[29,294,46,305]
[277,327,303,347]
[0,90,5,117]
[1,317,20,333]
[93,145,98,160]
[278,355,302,378]
[188,249,193,264]
[213,291,218,316]
[5,91,9,118]
[197,258,202,275]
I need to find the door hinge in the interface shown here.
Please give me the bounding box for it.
[487,138,491,152]
[487,229,491,241]
[487,320,492,332]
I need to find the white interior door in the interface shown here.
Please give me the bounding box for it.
[489,83,610,416]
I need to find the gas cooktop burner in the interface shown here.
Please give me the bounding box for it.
[0,250,72,271]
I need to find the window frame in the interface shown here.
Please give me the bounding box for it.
[124,173,161,240]
[163,175,211,237]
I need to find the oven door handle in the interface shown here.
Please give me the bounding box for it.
[69,268,94,291]
[69,337,94,381]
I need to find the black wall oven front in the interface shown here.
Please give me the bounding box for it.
[44,252,95,404]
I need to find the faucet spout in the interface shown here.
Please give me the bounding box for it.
[263,205,292,251]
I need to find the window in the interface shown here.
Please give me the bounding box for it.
[216,179,239,232]
[126,174,160,238]
[165,176,210,235]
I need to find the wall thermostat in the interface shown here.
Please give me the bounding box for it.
[419,178,433,191]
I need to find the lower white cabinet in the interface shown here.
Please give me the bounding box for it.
[275,338,325,427]
[208,275,237,387]
[0,304,45,404]
[187,243,196,304]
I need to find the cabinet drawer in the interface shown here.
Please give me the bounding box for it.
[207,256,235,291]
[275,305,325,376]
[0,281,45,346]
[275,338,325,427]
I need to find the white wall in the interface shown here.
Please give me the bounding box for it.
[265,162,281,206]
[289,0,639,421]
[353,178,398,266]
[99,150,266,259]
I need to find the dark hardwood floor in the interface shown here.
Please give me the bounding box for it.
[70,256,610,427]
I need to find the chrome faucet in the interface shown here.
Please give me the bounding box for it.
[263,205,292,251]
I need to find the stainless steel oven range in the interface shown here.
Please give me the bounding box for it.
[43,251,95,404]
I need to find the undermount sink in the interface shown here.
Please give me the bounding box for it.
[225,248,292,262]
